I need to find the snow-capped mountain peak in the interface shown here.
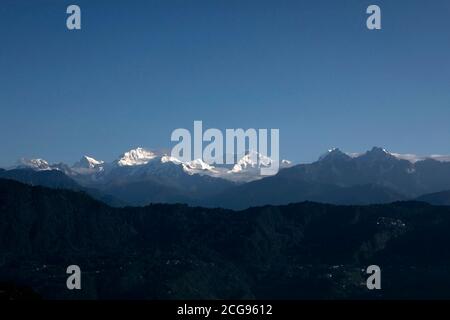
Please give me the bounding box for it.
[344,147,392,160]
[73,155,104,169]
[318,148,350,161]
[17,158,51,171]
[230,151,272,173]
[161,155,182,165]
[366,147,391,156]
[183,159,217,173]
[117,147,158,166]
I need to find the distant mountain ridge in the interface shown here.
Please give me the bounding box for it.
[0,168,127,207]
[284,147,450,197]
[416,190,450,206]
[3,146,450,209]
[206,147,450,209]
[0,168,80,190]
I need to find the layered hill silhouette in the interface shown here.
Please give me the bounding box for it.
[0,168,80,190]
[416,190,450,206]
[1,178,450,299]
[0,169,126,207]
[206,147,450,208]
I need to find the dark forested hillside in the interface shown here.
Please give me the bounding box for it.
[1,178,450,299]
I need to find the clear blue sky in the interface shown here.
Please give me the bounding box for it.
[1,0,450,166]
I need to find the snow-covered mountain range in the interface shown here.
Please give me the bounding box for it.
[4,146,450,209]
[13,147,293,183]
[12,147,450,184]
